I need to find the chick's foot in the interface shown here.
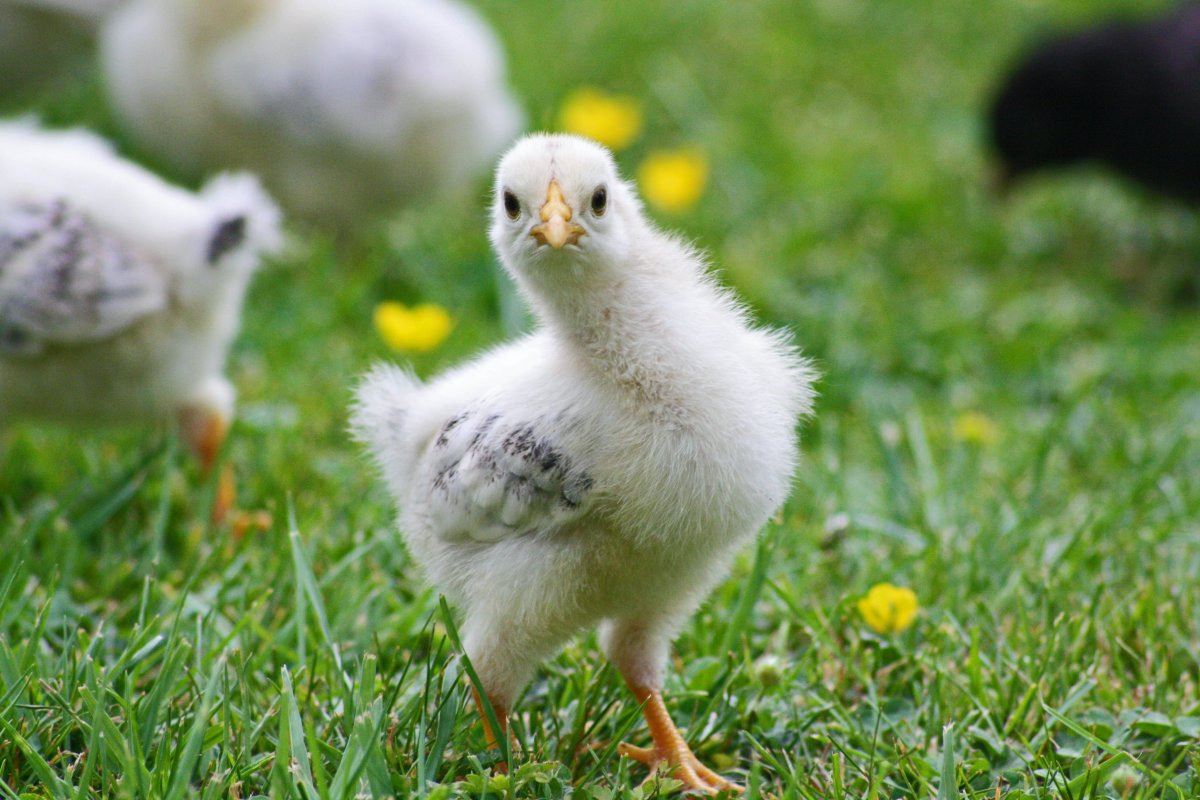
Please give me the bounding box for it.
[618,687,741,795]
[177,407,269,530]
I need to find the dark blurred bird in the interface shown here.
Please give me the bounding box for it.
[988,4,1200,203]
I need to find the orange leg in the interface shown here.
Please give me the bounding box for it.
[210,464,238,525]
[177,406,227,475]
[176,407,251,527]
[471,686,510,774]
[618,685,741,795]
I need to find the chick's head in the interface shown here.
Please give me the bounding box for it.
[490,134,640,286]
[176,173,283,305]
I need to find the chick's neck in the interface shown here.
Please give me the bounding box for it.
[530,241,720,423]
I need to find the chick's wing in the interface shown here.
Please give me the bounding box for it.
[423,408,595,543]
[0,200,166,356]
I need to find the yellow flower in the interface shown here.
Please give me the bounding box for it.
[857,583,919,634]
[637,148,709,213]
[373,302,453,353]
[557,88,642,150]
[953,412,999,446]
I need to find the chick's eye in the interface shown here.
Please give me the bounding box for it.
[503,190,520,219]
[590,186,607,216]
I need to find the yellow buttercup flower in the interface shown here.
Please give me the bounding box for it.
[953,411,1000,446]
[557,88,642,150]
[637,148,709,213]
[857,583,918,634]
[373,302,453,353]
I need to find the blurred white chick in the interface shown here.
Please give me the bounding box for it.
[100,0,522,230]
[0,121,282,519]
[354,134,814,793]
[0,0,120,95]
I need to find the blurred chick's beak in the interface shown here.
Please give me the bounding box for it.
[531,180,585,249]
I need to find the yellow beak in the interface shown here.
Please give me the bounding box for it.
[530,180,585,249]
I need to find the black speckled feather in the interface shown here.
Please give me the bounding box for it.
[426,410,594,541]
[0,200,166,356]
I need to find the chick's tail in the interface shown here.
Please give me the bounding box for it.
[351,364,425,489]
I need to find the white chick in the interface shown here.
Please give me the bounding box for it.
[0,0,120,96]
[100,0,523,229]
[0,121,282,518]
[353,134,814,793]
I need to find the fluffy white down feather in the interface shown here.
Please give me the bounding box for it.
[101,0,523,228]
[0,121,282,431]
[354,135,815,716]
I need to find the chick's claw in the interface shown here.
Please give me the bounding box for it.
[229,509,273,539]
[618,740,741,795]
[619,687,741,795]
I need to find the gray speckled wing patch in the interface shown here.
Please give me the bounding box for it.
[0,200,167,356]
[426,410,594,542]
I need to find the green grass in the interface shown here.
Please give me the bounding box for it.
[2,0,1199,797]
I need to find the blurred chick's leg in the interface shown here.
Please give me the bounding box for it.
[462,617,553,775]
[176,405,234,523]
[177,405,227,473]
[470,685,510,774]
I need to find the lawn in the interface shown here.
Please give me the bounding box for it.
[2,0,1199,797]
